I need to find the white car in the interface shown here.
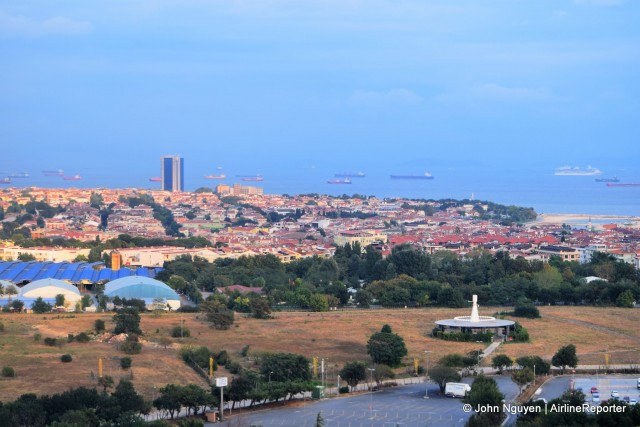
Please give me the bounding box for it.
[630,398,638,405]
[592,395,601,404]
[611,390,620,398]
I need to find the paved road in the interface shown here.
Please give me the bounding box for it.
[208,377,519,427]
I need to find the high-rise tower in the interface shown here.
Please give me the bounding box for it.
[161,155,184,192]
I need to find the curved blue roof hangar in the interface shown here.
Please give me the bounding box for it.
[104,276,180,301]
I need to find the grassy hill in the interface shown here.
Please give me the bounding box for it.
[1,306,639,402]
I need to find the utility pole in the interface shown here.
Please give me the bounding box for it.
[367,367,375,418]
[424,350,432,399]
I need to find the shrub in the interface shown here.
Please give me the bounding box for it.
[120,357,132,369]
[513,304,540,319]
[241,345,250,357]
[177,305,199,313]
[94,319,105,333]
[60,354,73,363]
[68,333,75,343]
[227,361,242,374]
[177,419,204,427]
[1,366,16,377]
[33,333,42,342]
[215,350,229,366]
[75,332,90,343]
[44,337,58,346]
[0,321,4,332]
[171,325,190,338]
[339,386,350,394]
[120,335,142,354]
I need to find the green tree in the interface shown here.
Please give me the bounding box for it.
[428,365,462,393]
[366,325,408,367]
[464,375,505,426]
[199,300,234,330]
[94,319,106,333]
[11,299,24,311]
[260,353,311,383]
[512,367,534,388]
[153,384,183,419]
[31,297,52,314]
[551,344,578,374]
[98,375,115,393]
[372,364,395,388]
[249,297,271,319]
[17,253,36,261]
[55,293,65,307]
[113,308,142,335]
[616,289,635,308]
[308,294,329,312]
[491,354,513,374]
[516,356,551,375]
[112,379,146,413]
[339,361,367,391]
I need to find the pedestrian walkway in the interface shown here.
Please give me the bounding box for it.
[481,340,502,359]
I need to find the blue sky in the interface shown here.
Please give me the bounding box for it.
[1,0,639,182]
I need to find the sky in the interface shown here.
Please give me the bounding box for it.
[1,0,639,184]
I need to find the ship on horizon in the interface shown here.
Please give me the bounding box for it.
[390,172,434,180]
[554,166,602,176]
[63,175,82,181]
[204,174,227,179]
[240,175,264,182]
[0,177,11,185]
[42,169,64,176]
[607,183,640,187]
[595,176,619,183]
[334,172,365,178]
[149,177,161,182]
[327,178,352,184]
[8,172,29,178]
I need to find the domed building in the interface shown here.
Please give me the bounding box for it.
[104,276,181,310]
[18,278,83,309]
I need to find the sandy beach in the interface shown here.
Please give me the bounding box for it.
[533,213,640,226]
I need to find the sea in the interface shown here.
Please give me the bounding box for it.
[3,165,639,217]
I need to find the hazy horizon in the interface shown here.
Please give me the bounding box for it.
[2,1,639,199]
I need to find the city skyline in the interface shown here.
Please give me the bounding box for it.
[1,0,639,178]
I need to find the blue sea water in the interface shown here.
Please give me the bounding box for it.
[5,165,640,216]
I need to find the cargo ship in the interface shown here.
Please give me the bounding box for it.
[390,172,434,180]
[595,177,619,182]
[554,166,602,176]
[241,175,264,182]
[0,177,11,184]
[204,174,226,179]
[606,183,640,187]
[149,177,161,182]
[42,169,64,176]
[63,175,82,181]
[334,172,365,178]
[327,179,352,184]
[9,172,29,178]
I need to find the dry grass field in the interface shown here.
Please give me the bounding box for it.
[1,306,640,402]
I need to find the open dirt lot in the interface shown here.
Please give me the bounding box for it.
[1,306,639,402]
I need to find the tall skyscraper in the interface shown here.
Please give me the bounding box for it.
[161,155,184,192]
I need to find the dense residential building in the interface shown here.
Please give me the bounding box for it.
[161,155,184,192]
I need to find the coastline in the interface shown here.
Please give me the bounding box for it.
[534,213,640,226]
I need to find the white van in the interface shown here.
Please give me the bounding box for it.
[445,382,471,398]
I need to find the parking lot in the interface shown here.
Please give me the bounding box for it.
[537,375,640,405]
[208,377,519,427]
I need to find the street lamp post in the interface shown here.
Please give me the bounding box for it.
[268,371,273,383]
[424,350,432,399]
[367,368,375,418]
